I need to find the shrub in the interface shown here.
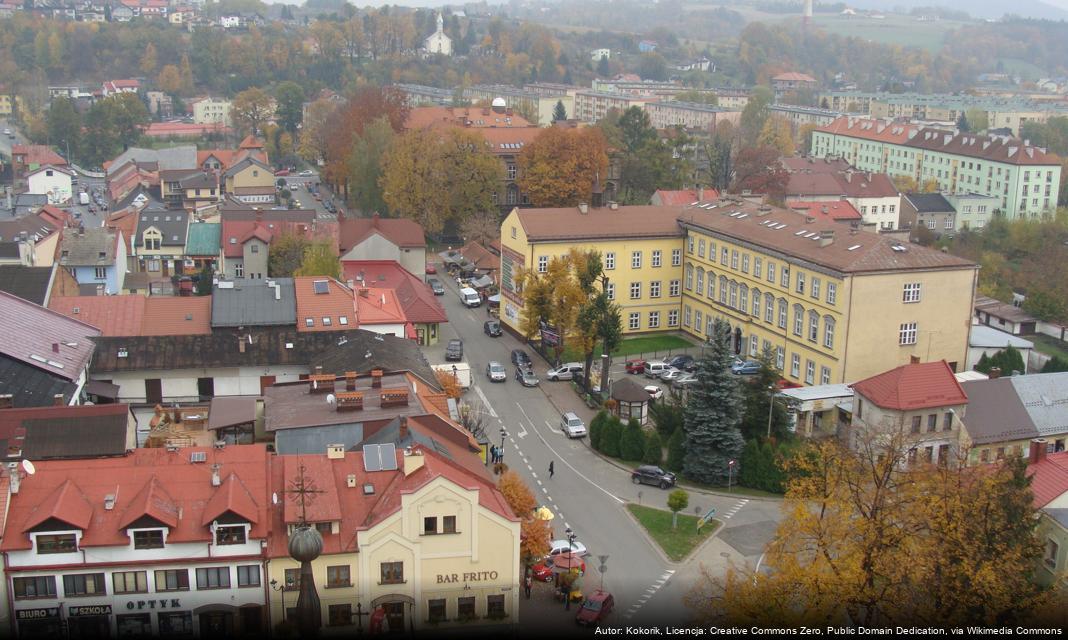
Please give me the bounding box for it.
[589,410,609,450]
[643,431,663,465]
[738,438,798,494]
[620,418,646,461]
[666,426,686,472]
[600,416,622,457]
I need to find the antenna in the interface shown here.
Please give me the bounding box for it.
[21,460,35,476]
[272,492,279,505]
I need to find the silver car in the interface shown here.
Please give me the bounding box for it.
[486,361,507,382]
[659,367,684,382]
[673,373,698,389]
[516,367,539,387]
[561,412,587,438]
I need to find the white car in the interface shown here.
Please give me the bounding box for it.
[644,385,664,400]
[299,169,314,176]
[561,412,587,439]
[659,367,684,382]
[486,361,507,382]
[549,539,588,557]
[643,360,672,378]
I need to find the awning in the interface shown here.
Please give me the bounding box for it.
[84,380,120,399]
[488,294,501,305]
[470,274,494,289]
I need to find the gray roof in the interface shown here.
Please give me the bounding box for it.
[211,278,297,327]
[134,209,190,247]
[0,265,55,305]
[969,325,1034,350]
[59,228,117,267]
[905,192,955,214]
[961,373,1068,445]
[108,145,197,176]
[779,383,854,403]
[223,156,270,178]
[178,172,217,189]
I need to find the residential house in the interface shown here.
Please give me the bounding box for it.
[144,91,173,117]
[1027,446,1068,589]
[944,192,999,230]
[847,360,968,466]
[219,14,241,28]
[0,264,80,306]
[48,295,212,338]
[25,165,74,205]
[0,290,101,407]
[132,208,190,278]
[111,4,133,20]
[777,383,855,439]
[341,261,448,346]
[638,40,657,52]
[0,403,137,460]
[457,239,500,284]
[1,445,271,639]
[184,222,220,274]
[782,157,852,174]
[405,106,534,130]
[58,227,126,295]
[900,192,956,235]
[784,169,902,230]
[353,287,409,339]
[338,213,427,277]
[100,78,140,97]
[974,295,1037,335]
[772,72,818,99]
[479,127,544,210]
[294,276,356,333]
[0,209,65,267]
[574,91,651,124]
[591,48,611,61]
[223,157,275,204]
[967,325,1034,372]
[10,145,67,179]
[211,278,296,329]
[219,208,336,280]
[960,372,1068,465]
[463,86,573,127]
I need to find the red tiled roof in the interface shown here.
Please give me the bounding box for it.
[141,297,212,336]
[294,276,357,332]
[49,296,146,337]
[221,210,337,259]
[786,171,899,199]
[459,240,499,273]
[354,287,406,325]
[815,117,920,145]
[239,135,264,150]
[282,456,342,525]
[906,128,1062,167]
[773,72,817,83]
[787,200,863,222]
[342,261,447,324]
[11,144,67,168]
[105,208,139,253]
[339,213,426,252]
[118,476,179,529]
[1029,452,1068,508]
[477,126,542,154]
[405,106,534,130]
[851,361,967,411]
[1,445,270,551]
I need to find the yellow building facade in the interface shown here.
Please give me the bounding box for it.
[266,447,520,635]
[499,205,685,337]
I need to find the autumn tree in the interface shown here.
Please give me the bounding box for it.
[232,87,275,136]
[731,146,789,203]
[321,86,409,195]
[267,232,309,277]
[157,65,182,95]
[346,116,394,215]
[498,470,551,565]
[380,127,501,235]
[739,85,773,146]
[434,370,464,400]
[299,97,340,165]
[47,97,81,161]
[517,126,609,207]
[757,115,795,156]
[459,208,501,247]
[140,43,158,75]
[295,239,341,279]
[273,81,305,134]
[598,106,689,204]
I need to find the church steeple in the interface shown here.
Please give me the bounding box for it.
[436,12,444,33]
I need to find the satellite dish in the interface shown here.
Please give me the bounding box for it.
[272,492,279,505]
[326,394,336,405]
[21,459,35,475]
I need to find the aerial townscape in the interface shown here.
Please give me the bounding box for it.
[3,0,1068,637]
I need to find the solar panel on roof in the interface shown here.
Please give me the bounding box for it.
[380,443,398,470]
[363,444,382,472]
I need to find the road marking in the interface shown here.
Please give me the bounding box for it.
[472,385,498,418]
[536,480,542,486]
[541,487,548,494]
[547,496,554,502]
[514,403,534,439]
[527,416,625,504]
[722,499,749,520]
[531,472,538,479]
[526,464,532,471]
[624,570,676,620]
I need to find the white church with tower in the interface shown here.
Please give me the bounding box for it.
[423,12,453,56]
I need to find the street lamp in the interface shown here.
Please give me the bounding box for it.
[563,526,577,611]
[766,385,776,439]
[727,459,735,492]
[499,428,507,463]
[269,577,291,623]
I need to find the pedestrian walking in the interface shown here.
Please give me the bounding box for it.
[524,573,533,599]
[548,461,555,479]
[489,445,497,464]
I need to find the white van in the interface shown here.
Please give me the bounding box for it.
[459,287,481,308]
[547,362,584,381]
[644,360,672,378]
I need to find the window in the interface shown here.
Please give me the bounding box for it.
[380,562,404,584]
[926,220,936,230]
[652,250,662,267]
[37,533,77,554]
[215,525,246,545]
[694,310,703,334]
[507,163,516,180]
[742,254,750,273]
[487,594,506,618]
[322,317,331,326]
[510,226,516,239]
[729,281,738,308]
[767,262,776,284]
[808,311,819,342]
[943,412,953,431]
[63,573,106,597]
[790,354,800,378]
[234,263,243,278]
[805,360,815,385]
[685,265,693,290]
[739,284,748,312]
[537,256,547,273]
[911,416,922,434]
[750,336,759,356]
[927,414,937,433]
[796,272,805,294]
[133,529,164,549]
[823,317,835,349]
[793,306,804,336]
[945,218,954,229]
[821,366,831,385]
[671,249,681,266]
[720,247,728,266]
[305,317,314,327]
[695,269,704,296]
[605,282,615,300]
[688,236,695,254]
[668,309,679,327]
[196,567,230,590]
[754,257,763,278]
[329,604,353,626]
[731,250,739,269]
[752,289,762,316]
[13,576,56,599]
[458,596,477,621]
[667,279,680,297]
[632,251,642,269]
[443,515,456,534]
[428,598,447,623]
[114,571,149,594]
[648,311,660,329]
[284,568,300,591]
[155,569,189,592]
[811,277,820,300]
[903,283,921,303]
[707,275,715,299]
[780,267,790,288]
[327,565,351,588]
[683,306,692,327]
[629,312,640,330]
[158,612,193,636]
[94,266,107,279]
[697,240,705,258]
[1045,539,1059,570]
[237,565,260,587]
[339,316,348,325]
[827,283,837,305]
[777,299,787,329]
[423,516,438,535]
[899,322,917,345]
[630,282,641,299]
[250,243,259,253]
[650,281,661,298]
[604,252,615,270]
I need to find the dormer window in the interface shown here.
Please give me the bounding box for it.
[37,533,77,554]
[133,529,164,549]
[215,524,246,545]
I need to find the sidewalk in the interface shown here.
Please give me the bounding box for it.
[518,564,604,631]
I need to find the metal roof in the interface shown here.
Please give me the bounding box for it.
[210,278,296,327]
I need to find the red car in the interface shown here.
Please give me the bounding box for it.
[575,590,615,626]
[532,554,586,582]
[625,359,646,374]
[425,264,437,274]
[275,168,290,176]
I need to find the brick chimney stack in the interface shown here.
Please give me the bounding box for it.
[1030,438,1048,465]
[399,416,409,440]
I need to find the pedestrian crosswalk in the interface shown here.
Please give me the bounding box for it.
[623,570,675,620]
[721,499,749,519]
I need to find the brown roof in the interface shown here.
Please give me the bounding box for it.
[264,373,429,432]
[105,208,139,253]
[11,144,67,168]
[851,360,967,411]
[339,213,426,251]
[782,157,853,174]
[293,276,357,333]
[141,297,212,336]
[477,127,542,154]
[207,396,258,430]
[515,205,685,242]
[773,72,817,83]
[787,200,862,222]
[459,240,499,272]
[677,200,975,275]
[405,106,534,130]
[974,296,1036,325]
[905,128,1062,166]
[816,117,920,145]
[786,171,899,199]
[49,296,211,337]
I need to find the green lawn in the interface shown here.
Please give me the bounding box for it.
[1030,334,1068,362]
[559,334,697,363]
[626,504,718,562]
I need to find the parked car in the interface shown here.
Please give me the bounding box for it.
[673,373,698,389]
[299,169,314,176]
[668,354,695,371]
[561,412,587,438]
[425,264,437,274]
[575,590,615,627]
[428,279,445,295]
[547,362,584,381]
[659,367,684,382]
[511,349,532,367]
[625,359,647,374]
[483,320,502,337]
[643,360,672,378]
[532,555,586,582]
[486,361,507,382]
[445,339,463,361]
[549,539,588,557]
[631,465,677,489]
[644,385,664,400]
[275,168,290,176]
[731,359,762,375]
[516,367,539,387]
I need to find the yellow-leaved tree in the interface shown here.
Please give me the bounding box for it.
[517,126,609,207]
[498,470,551,565]
[756,115,795,157]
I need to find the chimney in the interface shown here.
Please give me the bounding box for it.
[104,494,116,511]
[53,393,66,406]
[910,355,921,365]
[819,229,835,247]
[805,216,815,224]
[989,367,1002,379]
[255,209,262,224]
[1030,438,1048,465]
[371,369,383,388]
[327,443,345,460]
[0,395,12,410]
[8,465,19,495]
[345,371,357,391]
[403,448,425,476]
[52,342,59,353]
[578,202,588,214]
[358,288,369,298]
[399,416,409,440]
[346,474,357,488]
[210,463,221,487]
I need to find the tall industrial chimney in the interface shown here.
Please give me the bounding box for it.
[803,0,813,26]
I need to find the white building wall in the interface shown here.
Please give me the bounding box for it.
[93,366,309,403]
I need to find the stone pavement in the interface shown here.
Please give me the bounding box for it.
[518,564,606,631]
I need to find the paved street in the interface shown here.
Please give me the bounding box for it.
[280,172,344,220]
[423,263,784,629]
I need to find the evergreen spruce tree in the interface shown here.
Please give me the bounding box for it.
[643,431,663,465]
[589,410,608,451]
[975,352,991,374]
[666,425,686,471]
[552,100,567,122]
[682,318,745,484]
[620,418,645,461]
[600,416,622,457]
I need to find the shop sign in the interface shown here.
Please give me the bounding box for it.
[125,599,181,610]
[70,605,113,617]
[437,571,499,584]
[16,608,58,620]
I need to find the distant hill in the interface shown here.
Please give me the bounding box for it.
[844,0,1068,21]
